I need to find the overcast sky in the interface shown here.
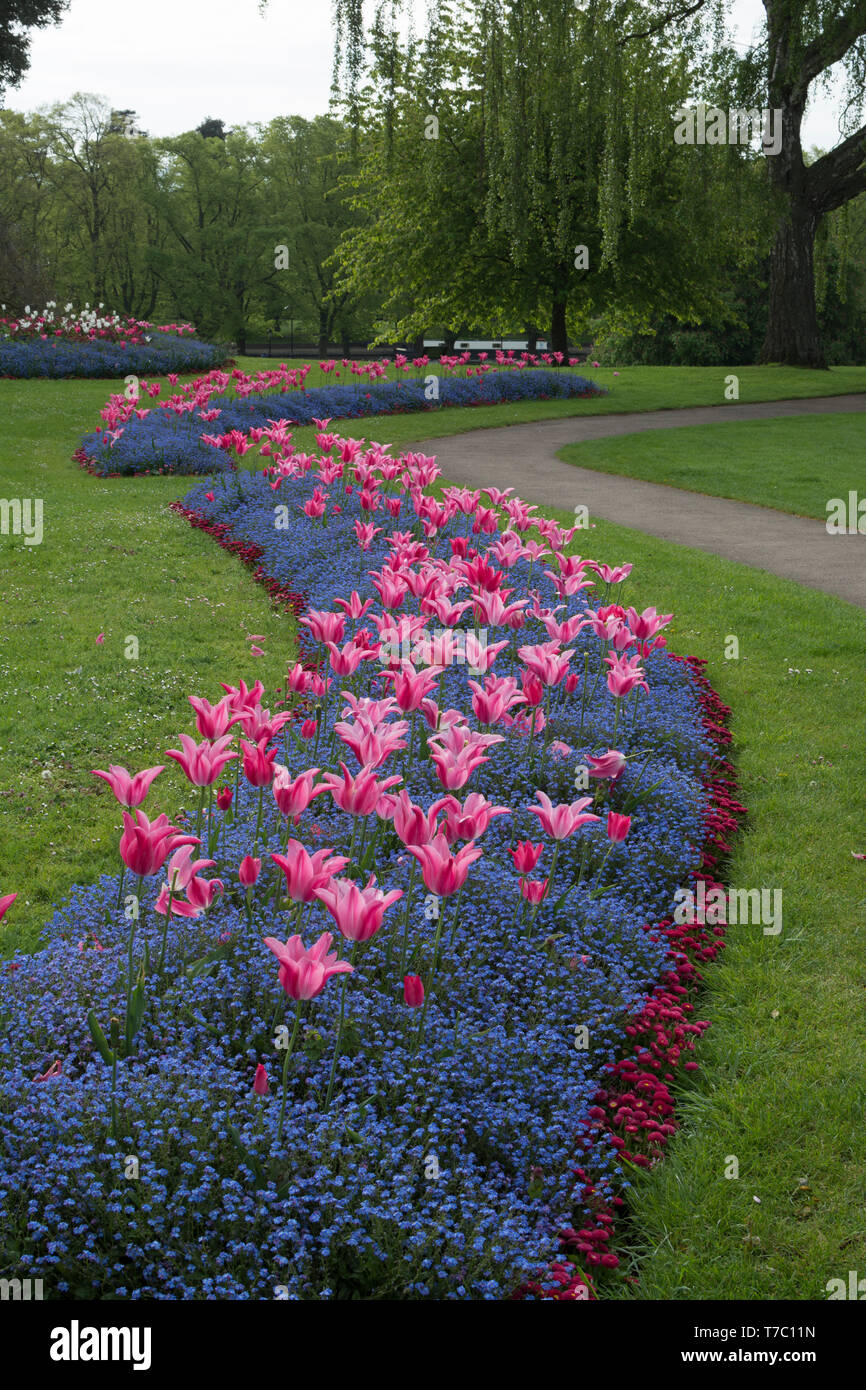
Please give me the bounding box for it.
[5,0,852,152]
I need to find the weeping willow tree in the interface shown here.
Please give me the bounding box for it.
[329,0,758,352]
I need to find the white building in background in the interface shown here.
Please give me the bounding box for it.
[423,338,549,351]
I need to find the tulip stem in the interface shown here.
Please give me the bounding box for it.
[253,787,264,853]
[396,858,418,976]
[527,841,559,937]
[446,882,466,948]
[124,875,144,1044]
[324,942,358,1111]
[157,880,177,977]
[277,1004,303,1143]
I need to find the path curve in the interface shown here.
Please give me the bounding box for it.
[415,393,866,608]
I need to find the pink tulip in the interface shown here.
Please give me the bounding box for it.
[119,811,199,877]
[34,1059,63,1082]
[299,608,346,645]
[241,738,278,787]
[625,606,673,641]
[185,874,225,911]
[300,718,317,739]
[404,974,425,1008]
[390,789,441,847]
[468,675,526,726]
[164,845,216,892]
[606,813,632,843]
[437,792,509,843]
[216,785,233,810]
[587,750,627,782]
[0,892,17,924]
[188,695,239,739]
[252,1063,270,1096]
[520,877,549,905]
[95,633,105,645]
[384,661,443,713]
[271,841,348,904]
[334,591,376,621]
[91,763,165,809]
[239,855,262,886]
[407,832,483,897]
[220,678,265,712]
[166,734,237,787]
[518,641,575,687]
[527,791,600,840]
[272,765,321,820]
[314,873,403,943]
[153,883,203,918]
[319,762,402,817]
[326,638,376,677]
[604,652,648,698]
[264,929,354,1000]
[510,841,544,873]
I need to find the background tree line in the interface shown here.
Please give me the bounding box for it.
[4,0,866,363]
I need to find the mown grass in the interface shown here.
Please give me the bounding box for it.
[558,412,866,519]
[1,362,864,1303]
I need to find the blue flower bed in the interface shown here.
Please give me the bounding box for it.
[0,456,712,1301]
[77,369,606,476]
[0,334,225,379]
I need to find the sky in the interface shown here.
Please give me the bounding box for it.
[4,0,853,152]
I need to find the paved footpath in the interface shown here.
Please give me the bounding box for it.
[416,393,866,609]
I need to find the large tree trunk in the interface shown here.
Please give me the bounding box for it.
[549,297,568,356]
[759,201,826,368]
[317,307,329,357]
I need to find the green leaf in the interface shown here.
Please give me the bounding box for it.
[86,1010,116,1065]
[185,943,231,980]
[125,947,149,1044]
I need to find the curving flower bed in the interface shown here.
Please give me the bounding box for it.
[1,334,226,380]
[74,366,606,476]
[0,433,740,1300]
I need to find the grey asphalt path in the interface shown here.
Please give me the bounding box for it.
[415,393,866,609]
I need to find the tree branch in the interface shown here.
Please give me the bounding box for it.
[793,2,866,106]
[618,0,711,46]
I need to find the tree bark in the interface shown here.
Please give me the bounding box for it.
[759,205,825,367]
[549,297,568,356]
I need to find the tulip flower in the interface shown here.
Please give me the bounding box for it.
[272,765,322,822]
[34,1059,62,1082]
[437,792,509,844]
[185,874,225,912]
[520,877,549,905]
[587,750,627,782]
[271,841,349,905]
[252,1063,270,1096]
[264,930,353,1001]
[318,762,402,818]
[188,695,239,740]
[606,812,632,843]
[509,841,544,874]
[404,974,425,1008]
[119,811,199,878]
[314,873,403,944]
[241,738,278,788]
[407,833,482,898]
[216,785,233,810]
[604,652,648,699]
[527,791,600,841]
[91,763,165,809]
[0,892,17,924]
[239,855,261,887]
[166,734,237,787]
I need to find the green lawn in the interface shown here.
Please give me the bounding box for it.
[557,412,866,519]
[1,363,864,1301]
